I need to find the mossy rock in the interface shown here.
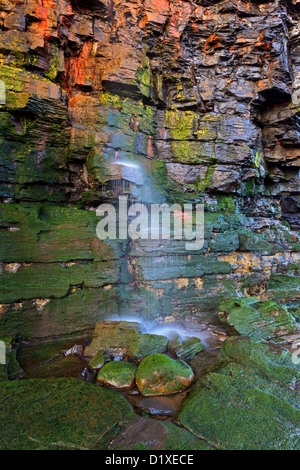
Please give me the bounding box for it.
[0,378,135,450]
[177,338,300,450]
[136,354,194,397]
[218,297,297,342]
[84,321,168,362]
[88,351,107,370]
[168,331,204,361]
[96,361,137,390]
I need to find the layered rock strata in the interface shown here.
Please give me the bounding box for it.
[0,0,299,336]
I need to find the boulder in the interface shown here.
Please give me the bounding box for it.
[136,354,194,396]
[96,361,137,390]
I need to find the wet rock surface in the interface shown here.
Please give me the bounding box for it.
[88,350,107,370]
[1,319,300,450]
[0,0,299,336]
[109,416,210,451]
[135,396,179,417]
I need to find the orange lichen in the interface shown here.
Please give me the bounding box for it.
[204,34,222,54]
[64,41,97,91]
[148,135,154,159]
[36,0,55,39]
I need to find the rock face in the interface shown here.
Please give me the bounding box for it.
[0,0,299,336]
[135,353,194,396]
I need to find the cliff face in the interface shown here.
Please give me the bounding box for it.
[0,0,300,337]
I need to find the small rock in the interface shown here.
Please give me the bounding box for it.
[106,348,127,361]
[80,367,98,383]
[96,361,137,390]
[168,331,204,360]
[88,350,106,370]
[63,345,84,357]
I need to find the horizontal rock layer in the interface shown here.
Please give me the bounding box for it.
[0,0,299,336]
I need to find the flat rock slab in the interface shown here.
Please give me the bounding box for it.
[84,321,168,362]
[0,378,135,450]
[135,396,178,416]
[109,416,210,451]
[218,296,297,342]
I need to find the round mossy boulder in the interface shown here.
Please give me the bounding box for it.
[96,361,137,390]
[135,354,194,397]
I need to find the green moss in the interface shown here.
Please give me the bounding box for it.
[195,165,215,192]
[241,177,256,196]
[0,378,135,449]
[165,109,196,140]
[218,297,297,341]
[168,333,204,360]
[178,338,300,450]
[209,230,239,252]
[217,195,236,213]
[238,228,272,254]
[88,350,107,370]
[135,57,151,97]
[136,354,194,396]
[112,418,211,450]
[45,45,64,81]
[85,322,168,362]
[97,361,137,389]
